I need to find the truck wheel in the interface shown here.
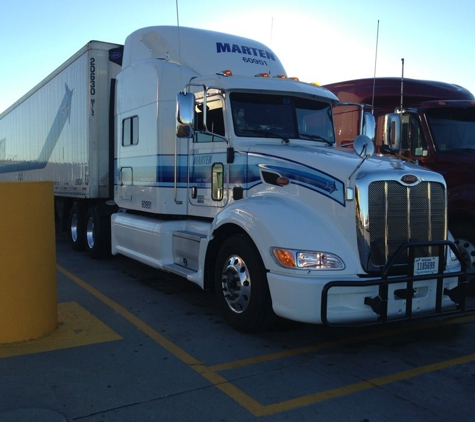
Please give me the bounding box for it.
[85,207,107,259]
[69,203,85,251]
[451,223,475,270]
[214,234,275,332]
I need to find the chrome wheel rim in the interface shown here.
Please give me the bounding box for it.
[221,254,251,314]
[455,237,475,269]
[86,216,95,249]
[70,214,78,243]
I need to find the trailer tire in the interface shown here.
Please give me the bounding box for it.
[85,207,107,259]
[451,223,475,271]
[214,234,275,332]
[69,203,85,251]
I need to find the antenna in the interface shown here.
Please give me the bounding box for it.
[175,0,184,89]
[400,58,405,112]
[371,20,380,113]
[269,16,274,75]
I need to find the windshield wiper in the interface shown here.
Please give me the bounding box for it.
[299,133,334,146]
[241,129,290,143]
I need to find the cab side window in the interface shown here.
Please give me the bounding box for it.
[194,96,225,142]
[122,116,139,146]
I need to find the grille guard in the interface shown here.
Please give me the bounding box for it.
[321,240,475,326]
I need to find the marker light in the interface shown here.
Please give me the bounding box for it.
[220,69,233,76]
[255,72,270,77]
[272,248,345,270]
[288,76,299,81]
[274,74,287,79]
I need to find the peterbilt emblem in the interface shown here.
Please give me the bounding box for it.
[401,174,419,184]
[276,176,290,186]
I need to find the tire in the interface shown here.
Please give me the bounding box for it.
[214,234,275,332]
[69,203,85,251]
[450,223,475,271]
[85,206,107,259]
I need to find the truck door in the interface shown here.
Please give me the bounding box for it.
[188,95,228,211]
[117,115,138,202]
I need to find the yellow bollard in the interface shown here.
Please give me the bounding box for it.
[0,181,57,343]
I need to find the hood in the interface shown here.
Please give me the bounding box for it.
[246,142,441,205]
[434,149,475,172]
[431,150,475,193]
[248,142,433,181]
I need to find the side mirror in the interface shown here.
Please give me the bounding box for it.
[353,135,374,158]
[383,113,401,151]
[176,92,195,138]
[362,112,375,140]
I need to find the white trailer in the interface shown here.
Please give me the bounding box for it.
[0,40,122,251]
[1,26,472,331]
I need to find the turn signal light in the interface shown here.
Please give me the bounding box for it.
[272,248,345,270]
[273,249,296,267]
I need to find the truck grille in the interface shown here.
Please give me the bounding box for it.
[365,180,446,269]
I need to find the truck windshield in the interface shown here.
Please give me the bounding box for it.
[426,107,475,152]
[230,92,334,144]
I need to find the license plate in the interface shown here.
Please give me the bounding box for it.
[414,256,439,276]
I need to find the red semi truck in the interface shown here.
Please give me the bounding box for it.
[323,77,475,269]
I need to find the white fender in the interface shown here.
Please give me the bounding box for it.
[211,192,361,275]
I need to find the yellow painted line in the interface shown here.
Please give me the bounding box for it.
[209,313,475,372]
[259,352,475,416]
[57,265,475,417]
[0,301,122,358]
[57,265,264,414]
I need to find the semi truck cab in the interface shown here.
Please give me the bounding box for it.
[324,78,475,270]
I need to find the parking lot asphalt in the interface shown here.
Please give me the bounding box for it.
[1,232,475,422]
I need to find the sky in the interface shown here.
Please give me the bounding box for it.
[1,0,474,114]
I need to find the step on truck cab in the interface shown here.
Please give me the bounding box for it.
[324,77,475,272]
[1,28,473,331]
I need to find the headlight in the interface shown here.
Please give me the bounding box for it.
[272,248,345,270]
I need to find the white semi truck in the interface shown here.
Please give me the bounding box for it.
[0,26,472,331]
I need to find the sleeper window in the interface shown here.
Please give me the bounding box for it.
[122,116,139,146]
